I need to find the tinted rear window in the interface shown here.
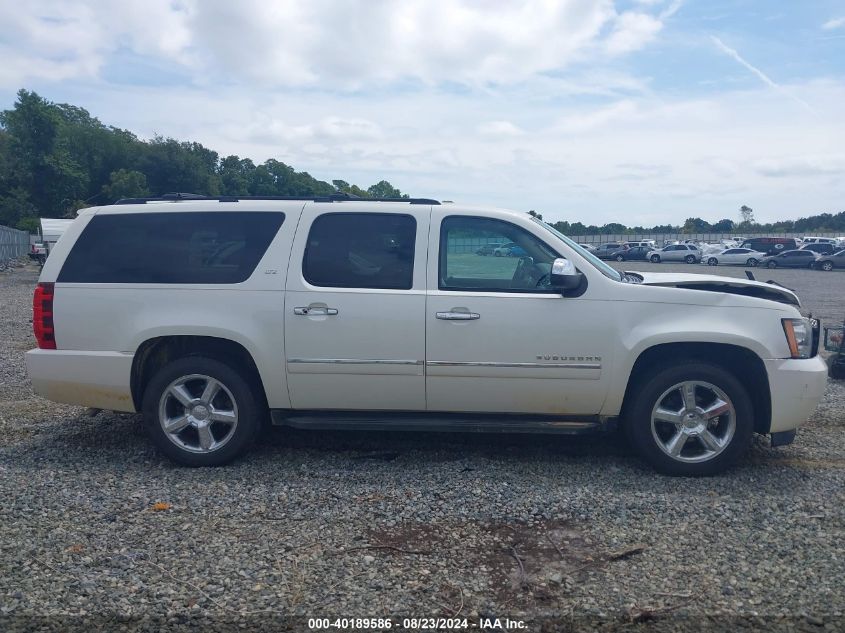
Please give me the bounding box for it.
[58,212,285,284]
[302,213,416,289]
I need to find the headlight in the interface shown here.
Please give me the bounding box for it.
[782,318,812,359]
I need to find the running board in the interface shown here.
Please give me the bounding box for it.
[270,410,615,435]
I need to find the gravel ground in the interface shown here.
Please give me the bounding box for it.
[1,261,844,632]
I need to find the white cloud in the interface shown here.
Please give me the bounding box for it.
[3,0,843,226]
[604,12,664,55]
[0,0,683,89]
[0,0,194,87]
[187,0,621,87]
[753,156,845,178]
[822,16,845,30]
[477,121,524,137]
[553,100,639,133]
[51,74,844,226]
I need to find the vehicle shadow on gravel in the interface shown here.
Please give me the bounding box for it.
[7,409,809,481]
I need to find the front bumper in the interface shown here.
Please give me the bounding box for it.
[26,348,136,412]
[764,356,828,433]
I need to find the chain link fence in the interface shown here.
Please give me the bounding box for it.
[0,225,31,266]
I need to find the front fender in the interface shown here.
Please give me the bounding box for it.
[601,303,784,416]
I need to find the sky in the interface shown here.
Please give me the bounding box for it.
[1,0,844,226]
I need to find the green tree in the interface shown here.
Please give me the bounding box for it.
[603,222,626,233]
[711,218,734,232]
[0,186,37,228]
[218,155,254,196]
[332,178,370,198]
[527,209,543,221]
[551,220,570,234]
[16,215,40,232]
[682,217,712,233]
[367,180,408,199]
[102,169,150,201]
[0,89,88,214]
[739,205,755,225]
[650,224,677,233]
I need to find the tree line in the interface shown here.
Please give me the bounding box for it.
[0,90,407,232]
[529,206,845,237]
[1,89,842,236]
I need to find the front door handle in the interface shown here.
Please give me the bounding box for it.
[294,306,338,316]
[436,311,480,320]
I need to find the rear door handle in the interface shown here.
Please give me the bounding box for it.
[436,311,480,320]
[294,306,338,316]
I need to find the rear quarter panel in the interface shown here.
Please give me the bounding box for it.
[46,204,301,409]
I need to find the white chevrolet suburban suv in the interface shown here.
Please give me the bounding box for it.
[26,194,828,475]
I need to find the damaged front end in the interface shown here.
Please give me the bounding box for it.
[635,272,800,307]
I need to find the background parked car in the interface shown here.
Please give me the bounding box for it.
[593,243,626,259]
[814,249,845,271]
[475,243,503,256]
[647,244,702,263]
[611,245,651,262]
[623,240,656,249]
[760,249,817,269]
[28,243,47,265]
[800,243,837,256]
[493,242,527,257]
[801,236,839,246]
[703,248,766,267]
[740,237,799,255]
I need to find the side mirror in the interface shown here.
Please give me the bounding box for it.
[549,258,582,291]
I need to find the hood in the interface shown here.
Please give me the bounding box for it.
[632,271,800,307]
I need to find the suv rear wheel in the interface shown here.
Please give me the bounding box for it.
[625,361,753,476]
[142,356,263,466]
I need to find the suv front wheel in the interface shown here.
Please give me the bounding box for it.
[625,361,753,476]
[142,356,263,466]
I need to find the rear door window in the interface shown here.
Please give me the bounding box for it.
[58,212,285,284]
[302,213,416,289]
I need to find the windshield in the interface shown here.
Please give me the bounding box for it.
[532,219,623,282]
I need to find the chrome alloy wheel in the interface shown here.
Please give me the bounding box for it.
[158,374,239,453]
[650,380,736,463]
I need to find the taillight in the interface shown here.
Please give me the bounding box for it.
[33,282,56,349]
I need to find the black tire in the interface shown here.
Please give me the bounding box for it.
[767,261,777,269]
[494,251,502,257]
[615,254,625,262]
[746,258,758,267]
[142,356,264,466]
[707,258,718,266]
[650,255,661,263]
[821,261,834,271]
[624,361,754,476]
[685,255,696,264]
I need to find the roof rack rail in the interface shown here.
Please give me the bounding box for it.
[113,192,440,205]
